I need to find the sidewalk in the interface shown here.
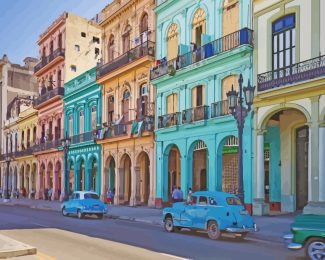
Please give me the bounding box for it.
[0,233,36,258]
[0,198,294,243]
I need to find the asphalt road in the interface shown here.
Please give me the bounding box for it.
[0,205,304,260]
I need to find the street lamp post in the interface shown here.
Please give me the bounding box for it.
[4,154,13,202]
[61,133,70,201]
[227,74,255,204]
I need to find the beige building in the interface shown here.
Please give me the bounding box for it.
[96,0,156,206]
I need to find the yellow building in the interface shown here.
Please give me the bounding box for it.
[96,0,156,206]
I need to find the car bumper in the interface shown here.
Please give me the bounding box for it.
[283,234,303,250]
[226,224,259,233]
[81,209,107,214]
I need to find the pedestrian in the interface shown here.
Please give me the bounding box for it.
[178,186,183,202]
[172,186,179,203]
[44,188,48,200]
[31,188,35,199]
[0,187,2,198]
[48,188,52,201]
[187,187,192,204]
[16,189,20,199]
[107,189,113,204]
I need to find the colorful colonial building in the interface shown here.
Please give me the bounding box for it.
[63,67,102,196]
[253,0,325,215]
[151,0,254,209]
[33,12,102,200]
[96,0,156,206]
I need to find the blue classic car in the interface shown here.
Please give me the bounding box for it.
[61,191,108,219]
[163,191,258,240]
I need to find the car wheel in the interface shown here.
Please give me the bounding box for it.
[164,217,174,232]
[305,237,325,260]
[77,210,83,219]
[207,221,221,240]
[62,207,68,217]
[97,213,103,219]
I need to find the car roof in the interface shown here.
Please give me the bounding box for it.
[74,191,98,195]
[192,191,238,199]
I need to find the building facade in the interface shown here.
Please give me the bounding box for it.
[151,0,254,210]
[63,67,102,196]
[253,0,325,215]
[96,0,156,206]
[33,12,102,200]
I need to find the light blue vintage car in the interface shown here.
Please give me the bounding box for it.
[163,191,258,240]
[61,191,108,219]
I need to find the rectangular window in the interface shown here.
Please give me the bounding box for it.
[95,48,100,56]
[91,106,97,130]
[196,85,203,107]
[75,45,80,52]
[93,37,100,44]
[108,96,114,123]
[79,110,84,134]
[69,114,73,137]
[71,65,77,72]
[81,32,86,37]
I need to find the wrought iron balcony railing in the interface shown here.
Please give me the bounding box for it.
[15,147,34,157]
[158,112,181,129]
[71,131,95,144]
[211,100,231,118]
[32,139,61,153]
[95,123,130,140]
[182,106,209,124]
[97,41,155,79]
[257,55,325,92]
[34,87,64,107]
[141,116,155,132]
[150,28,253,80]
[34,48,65,73]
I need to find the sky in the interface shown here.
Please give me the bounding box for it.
[0,0,110,65]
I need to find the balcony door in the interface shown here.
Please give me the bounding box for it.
[122,90,130,123]
[123,25,131,53]
[272,14,296,79]
[107,95,114,124]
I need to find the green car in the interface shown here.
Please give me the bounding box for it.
[284,214,325,259]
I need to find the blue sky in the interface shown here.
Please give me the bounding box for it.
[0,0,110,65]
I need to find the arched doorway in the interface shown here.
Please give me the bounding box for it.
[26,164,31,195]
[55,161,62,200]
[167,145,181,201]
[190,140,208,192]
[136,152,150,205]
[78,159,85,191]
[89,157,98,192]
[47,162,54,191]
[260,108,309,212]
[13,167,17,192]
[39,163,46,199]
[120,154,131,204]
[20,165,24,190]
[68,159,74,194]
[105,156,115,193]
[31,163,37,198]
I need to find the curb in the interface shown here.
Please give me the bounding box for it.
[0,235,37,259]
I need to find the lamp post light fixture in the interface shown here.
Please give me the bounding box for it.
[226,73,255,204]
[61,133,71,201]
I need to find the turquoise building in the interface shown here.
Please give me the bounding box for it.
[151,0,254,210]
[63,67,102,196]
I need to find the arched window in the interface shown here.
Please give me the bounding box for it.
[192,8,206,47]
[167,23,179,60]
[123,25,132,53]
[68,114,73,137]
[222,0,239,37]
[191,85,205,107]
[272,14,296,78]
[107,95,114,123]
[137,84,148,120]
[222,75,238,101]
[79,110,84,134]
[122,90,130,122]
[166,93,178,114]
[108,34,114,62]
[140,13,148,34]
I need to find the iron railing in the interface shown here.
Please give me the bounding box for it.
[211,100,231,118]
[95,123,130,140]
[158,112,181,128]
[34,48,65,73]
[97,41,155,78]
[257,55,325,91]
[141,116,154,131]
[14,147,34,157]
[71,131,95,144]
[34,87,64,107]
[150,28,253,80]
[182,106,209,124]
[32,139,61,153]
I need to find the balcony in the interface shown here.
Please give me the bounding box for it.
[34,48,65,74]
[34,87,64,107]
[150,28,253,80]
[141,116,155,132]
[257,55,325,92]
[182,106,209,124]
[0,152,16,161]
[71,131,95,144]
[211,100,231,118]
[97,41,155,79]
[15,147,34,158]
[32,139,61,153]
[95,123,130,140]
[158,112,181,129]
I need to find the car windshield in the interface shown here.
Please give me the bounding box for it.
[226,197,242,205]
[84,193,99,200]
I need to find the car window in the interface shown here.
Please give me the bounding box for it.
[84,193,99,200]
[199,196,208,205]
[75,193,80,199]
[209,197,217,206]
[71,193,76,199]
[191,196,197,204]
[226,197,242,205]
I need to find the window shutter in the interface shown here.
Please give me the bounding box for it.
[143,95,148,116]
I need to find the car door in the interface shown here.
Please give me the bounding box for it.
[180,196,197,227]
[194,196,209,229]
[73,193,81,214]
[65,193,75,213]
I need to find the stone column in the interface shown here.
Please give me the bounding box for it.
[319,125,325,201]
[148,148,155,207]
[116,168,123,205]
[253,131,269,215]
[130,166,139,206]
[28,170,33,198]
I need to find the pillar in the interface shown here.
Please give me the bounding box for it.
[253,131,269,215]
[319,126,325,201]
[207,139,217,192]
[130,166,138,206]
[148,148,155,207]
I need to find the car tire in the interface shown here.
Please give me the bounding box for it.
[207,221,221,240]
[62,207,68,217]
[77,210,83,219]
[97,213,103,219]
[164,217,175,233]
[305,237,325,260]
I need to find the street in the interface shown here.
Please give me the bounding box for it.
[0,205,304,260]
